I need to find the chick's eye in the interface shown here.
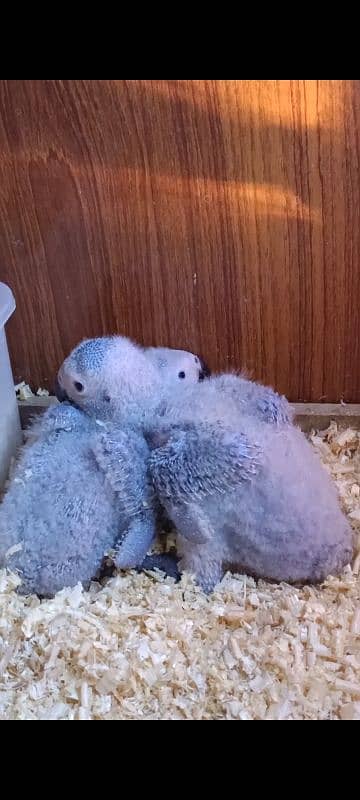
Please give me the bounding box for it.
[74,381,84,392]
[103,395,111,403]
[178,371,185,379]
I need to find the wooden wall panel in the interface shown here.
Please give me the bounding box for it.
[0,80,359,401]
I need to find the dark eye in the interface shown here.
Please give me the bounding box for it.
[103,394,111,403]
[74,381,84,392]
[195,357,199,364]
[178,371,186,379]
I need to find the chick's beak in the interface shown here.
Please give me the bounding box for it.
[54,375,69,402]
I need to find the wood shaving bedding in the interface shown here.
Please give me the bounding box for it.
[0,423,359,720]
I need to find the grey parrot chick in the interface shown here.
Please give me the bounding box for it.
[0,403,160,596]
[54,340,296,587]
[140,374,353,592]
[54,336,209,572]
[55,336,211,529]
[55,337,209,422]
[152,372,294,429]
[55,336,163,424]
[143,346,210,386]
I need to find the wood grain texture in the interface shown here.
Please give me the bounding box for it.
[0,80,359,401]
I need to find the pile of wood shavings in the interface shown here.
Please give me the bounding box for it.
[15,382,49,400]
[0,423,360,720]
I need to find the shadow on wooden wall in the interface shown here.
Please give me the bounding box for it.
[0,80,359,401]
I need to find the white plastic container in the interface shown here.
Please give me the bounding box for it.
[0,282,21,487]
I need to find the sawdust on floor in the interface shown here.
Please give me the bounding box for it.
[0,422,360,720]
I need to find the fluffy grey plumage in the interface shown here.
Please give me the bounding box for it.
[212,373,293,425]
[54,336,211,555]
[1,337,208,595]
[55,337,208,417]
[54,340,313,591]
[0,403,165,596]
[56,336,164,424]
[151,372,294,428]
[144,376,354,592]
[143,346,210,385]
[57,337,287,430]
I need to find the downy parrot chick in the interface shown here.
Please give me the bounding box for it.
[56,336,290,428]
[55,337,209,420]
[54,340,294,584]
[144,376,353,592]
[55,336,163,424]
[143,346,210,386]
[142,348,289,425]
[0,403,169,596]
[54,336,210,574]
